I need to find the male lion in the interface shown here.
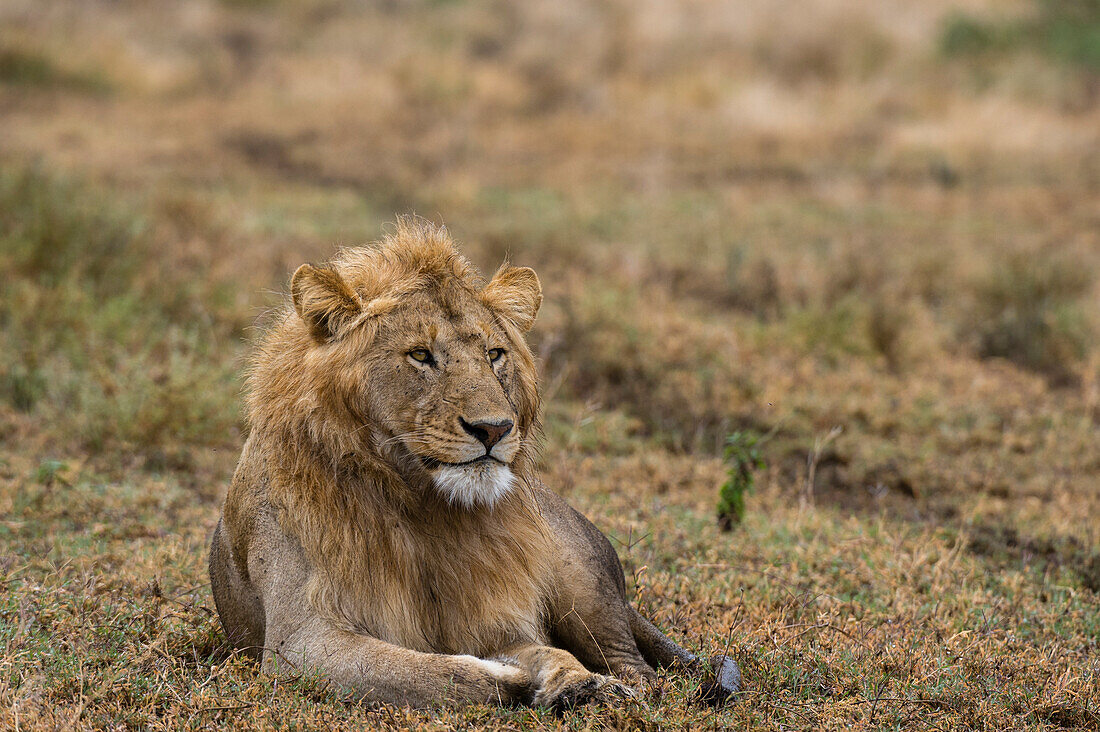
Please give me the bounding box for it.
[209,218,740,709]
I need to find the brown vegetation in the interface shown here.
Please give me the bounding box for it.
[1,0,1098,729]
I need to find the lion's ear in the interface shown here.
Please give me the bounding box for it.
[481,265,542,333]
[291,264,363,341]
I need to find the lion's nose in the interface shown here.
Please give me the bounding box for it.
[460,418,514,450]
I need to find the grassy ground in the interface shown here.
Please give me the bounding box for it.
[2,0,1099,729]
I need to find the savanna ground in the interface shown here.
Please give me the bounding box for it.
[2,0,1099,729]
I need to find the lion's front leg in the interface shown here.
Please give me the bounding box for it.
[239,504,535,708]
[493,643,637,712]
[267,615,534,707]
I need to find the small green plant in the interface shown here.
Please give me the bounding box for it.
[34,459,68,487]
[717,431,765,531]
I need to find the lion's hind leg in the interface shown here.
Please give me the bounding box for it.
[209,518,265,659]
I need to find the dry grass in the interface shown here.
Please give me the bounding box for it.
[2,0,1099,729]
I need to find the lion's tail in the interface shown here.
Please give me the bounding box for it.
[629,606,743,705]
[627,606,698,669]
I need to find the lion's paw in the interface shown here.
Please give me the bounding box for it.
[538,672,636,713]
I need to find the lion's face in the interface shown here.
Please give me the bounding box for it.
[280,234,542,509]
[365,288,530,507]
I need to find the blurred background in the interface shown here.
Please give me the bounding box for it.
[1,1,1098,728]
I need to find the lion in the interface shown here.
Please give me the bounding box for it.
[208,218,740,710]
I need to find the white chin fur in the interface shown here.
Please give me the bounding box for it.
[433,462,515,508]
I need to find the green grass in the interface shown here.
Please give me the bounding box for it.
[0,168,241,455]
[0,47,111,94]
[4,461,1096,729]
[942,0,1100,72]
[969,250,1094,381]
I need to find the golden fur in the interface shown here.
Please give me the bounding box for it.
[209,217,739,708]
[242,219,552,656]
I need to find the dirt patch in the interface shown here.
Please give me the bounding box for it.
[774,444,926,519]
[966,523,1100,593]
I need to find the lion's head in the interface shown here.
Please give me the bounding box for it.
[246,218,542,509]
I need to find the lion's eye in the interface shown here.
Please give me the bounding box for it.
[488,348,505,363]
[408,349,433,364]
